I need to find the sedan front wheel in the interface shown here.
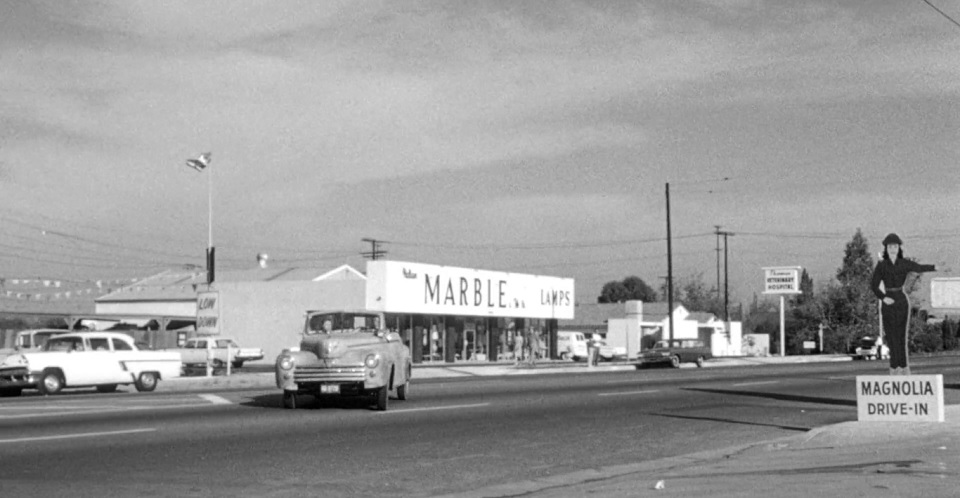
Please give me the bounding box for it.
[669,355,681,368]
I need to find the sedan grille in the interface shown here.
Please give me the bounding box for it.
[294,364,365,383]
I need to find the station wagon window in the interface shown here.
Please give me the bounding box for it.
[195,340,208,348]
[215,339,239,348]
[112,338,133,351]
[89,338,110,351]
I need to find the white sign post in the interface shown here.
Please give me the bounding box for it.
[762,266,802,357]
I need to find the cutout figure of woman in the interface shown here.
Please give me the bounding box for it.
[869,233,936,375]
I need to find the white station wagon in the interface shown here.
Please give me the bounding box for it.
[0,332,181,397]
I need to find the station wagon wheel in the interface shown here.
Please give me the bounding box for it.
[39,370,63,395]
[669,355,681,368]
[695,356,705,368]
[282,390,298,409]
[375,385,389,411]
[135,372,159,392]
[96,384,118,393]
[560,352,569,361]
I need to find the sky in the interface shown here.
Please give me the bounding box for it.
[2,0,959,312]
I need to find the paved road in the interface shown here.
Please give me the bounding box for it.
[0,357,956,497]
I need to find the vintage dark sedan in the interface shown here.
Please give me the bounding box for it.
[637,339,712,368]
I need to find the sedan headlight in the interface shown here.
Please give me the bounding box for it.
[364,354,380,368]
[278,356,294,370]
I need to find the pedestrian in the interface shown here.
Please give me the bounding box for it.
[869,233,936,376]
[514,331,524,365]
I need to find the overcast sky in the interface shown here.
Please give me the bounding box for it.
[2,0,959,308]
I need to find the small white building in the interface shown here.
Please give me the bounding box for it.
[562,300,741,359]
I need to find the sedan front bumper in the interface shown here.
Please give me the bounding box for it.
[0,367,37,389]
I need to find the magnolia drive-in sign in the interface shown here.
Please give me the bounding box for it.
[762,266,802,294]
[364,260,575,319]
[856,375,944,422]
[196,291,220,335]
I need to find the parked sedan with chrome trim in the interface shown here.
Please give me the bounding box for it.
[0,332,181,396]
[275,310,411,411]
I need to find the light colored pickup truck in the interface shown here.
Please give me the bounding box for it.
[0,332,181,396]
[167,337,264,369]
[0,329,66,363]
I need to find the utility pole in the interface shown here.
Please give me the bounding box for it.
[714,225,721,303]
[718,230,735,321]
[665,183,674,342]
[361,238,388,260]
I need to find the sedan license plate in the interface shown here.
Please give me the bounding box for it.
[320,384,340,394]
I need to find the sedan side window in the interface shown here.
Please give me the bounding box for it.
[112,338,133,351]
[89,338,110,351]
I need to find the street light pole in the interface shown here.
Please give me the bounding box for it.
[665,182,674,343]
[206,160,214,285]
[185,152,214,285]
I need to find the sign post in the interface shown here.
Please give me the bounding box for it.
[762,266,802,357]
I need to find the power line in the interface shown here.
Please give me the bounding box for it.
[919,0,960,29]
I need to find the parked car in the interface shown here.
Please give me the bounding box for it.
[638,339,712,368]
[853,336,888,361]
[557,331,590,361]
[0,329,66,363]
[592,339,627,362]
[165,337,264,369]
[275,310,411,411]
[0,332,181,396]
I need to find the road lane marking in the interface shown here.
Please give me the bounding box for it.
[598,390,659,397]
[198,394,232,405]
[384,403,490,414]
[732,381,780,387]
[0,428,156,444]
[0,402,227,420]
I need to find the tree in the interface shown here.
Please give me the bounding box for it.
[597,276,657,303]
[818,228,878,353]
[658,273,722,315]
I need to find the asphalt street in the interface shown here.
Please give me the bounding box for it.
[2,357,957,497]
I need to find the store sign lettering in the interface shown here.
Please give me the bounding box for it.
[424,274,507,308]
[856,375,944,422]
[541,289,571,307]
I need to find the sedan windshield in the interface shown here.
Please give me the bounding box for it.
[306,313,381,335]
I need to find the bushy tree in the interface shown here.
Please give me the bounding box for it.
[598,276,657,303]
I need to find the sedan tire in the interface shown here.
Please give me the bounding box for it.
[282,390,298,409]
[135,372,159,392]
[39,370,64,395]
[669,355,681,368]
[374,385,388,411]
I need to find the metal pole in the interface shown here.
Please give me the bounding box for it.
[780,294,786,357]
[665,183,674,342]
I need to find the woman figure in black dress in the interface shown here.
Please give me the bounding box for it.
[869,233,936,375]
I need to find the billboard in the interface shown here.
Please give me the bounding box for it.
[365,260,575,319]
[762,266,802,295]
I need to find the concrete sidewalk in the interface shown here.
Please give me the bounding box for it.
[441,406,960,498]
